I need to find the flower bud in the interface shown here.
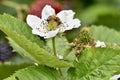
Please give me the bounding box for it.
[73,27,94,57]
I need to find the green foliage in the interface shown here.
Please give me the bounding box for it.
[94,13,120,31]
[95,0,120,6]
[9,54,34,64]
[0,1,120,79]
[65,28,81,42]
[68,48,120,80]
[46,36,75,62]
[0,14,44,48]
[0,14,72,68]
[91,25,120,44]
[0,63,30,80]
[8,37,72,67]
[77,27,94,44]
[4,65,61,80]
[79,5,120,30]
[0,30,8,42]
[47,36,69,55]
[10,0,34,5]
[0,4,17,16]
[79,5,117,24]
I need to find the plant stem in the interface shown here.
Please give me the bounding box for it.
[52,37,63,77]
[57,68,63,77]
[52,37,57,57]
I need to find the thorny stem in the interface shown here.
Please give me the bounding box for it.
[52,37,63,77]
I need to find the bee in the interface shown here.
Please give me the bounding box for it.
[47,15,61,25]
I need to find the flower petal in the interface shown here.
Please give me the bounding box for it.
[95,40,106,48]
[59,19,80,32]
[42,5,55,20]
[57,10,75,23]
[26,15,42,28]
[58,24,67,32]
[26,15,49,37]
[44,29,59,38]
[32,29,46,37]
[110,74,120,80]
[32,20,49,37]
[67,19,81,29]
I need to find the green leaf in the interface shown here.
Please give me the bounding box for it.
[65,28,81,42]
[0,14,44,47]
[9,54,34,64]
[47,36,68,55]
[46,36,75,62]
[68,48,120,80]
[0,63,30,80]
[0,14,72,67]
[7,36,72,67]
[4,65,61,80]
[91,25,120,44]
[0,30,8,42]
[67,68,77,80]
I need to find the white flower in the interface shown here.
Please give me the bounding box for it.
[95,40,106,48]
[110,74,120,80]
[26,5,81,38]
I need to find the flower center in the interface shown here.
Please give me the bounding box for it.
[47,15,61,31]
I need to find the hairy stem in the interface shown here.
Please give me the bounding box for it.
[52,37,63,77]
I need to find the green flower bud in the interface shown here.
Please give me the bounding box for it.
[73,27,95,57]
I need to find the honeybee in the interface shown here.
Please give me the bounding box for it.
[47,15,61,25]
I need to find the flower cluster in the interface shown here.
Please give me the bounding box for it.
[26,5,81,38]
